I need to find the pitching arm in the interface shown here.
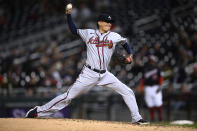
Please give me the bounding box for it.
[65,4,78,35]
[67,14,78,35]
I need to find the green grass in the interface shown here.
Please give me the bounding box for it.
[152,121,197,128]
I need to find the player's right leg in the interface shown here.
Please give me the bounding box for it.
[152,85,163,121]
[25,66,99,118]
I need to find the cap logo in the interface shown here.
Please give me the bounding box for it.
[108,16,111,20]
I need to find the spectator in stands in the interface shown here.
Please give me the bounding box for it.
[153,42,163,61]
[172,64,187,85]
[78,3,91,22]
[191,33,197,60]
[189,65,197,92]
[184,65,197,93]
[130,58,142,76]
[181,39,194,63]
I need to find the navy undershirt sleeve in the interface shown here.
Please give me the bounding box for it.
[67,14,78,35]
[122,42,134,55]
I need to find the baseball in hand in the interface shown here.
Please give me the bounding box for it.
[66,3,72,10]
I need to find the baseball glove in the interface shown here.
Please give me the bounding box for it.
[113,52,133,64]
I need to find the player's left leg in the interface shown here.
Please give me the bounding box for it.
[153,85,163,121]
[156,106,162,121]
[97,71,144,123]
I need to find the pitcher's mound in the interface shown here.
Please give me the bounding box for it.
[0,118,195,131]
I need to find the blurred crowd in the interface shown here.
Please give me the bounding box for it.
[0,0,197,97]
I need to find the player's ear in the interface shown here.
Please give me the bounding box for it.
[98,21,102,26]
[97,21,100,29]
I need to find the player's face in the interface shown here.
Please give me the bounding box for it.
[98,21,112,33]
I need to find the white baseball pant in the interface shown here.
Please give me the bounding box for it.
[144,85,162,107]
[37,66,142,122]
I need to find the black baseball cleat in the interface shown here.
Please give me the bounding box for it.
[25,106,38,118]
[134,119,149,125]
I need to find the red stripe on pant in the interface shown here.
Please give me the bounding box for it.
[37,87,71,114]
[37,65,86,115]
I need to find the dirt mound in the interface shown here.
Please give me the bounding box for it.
[0,118,195,131]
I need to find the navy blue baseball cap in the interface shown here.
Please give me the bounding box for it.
[97,13,114,23]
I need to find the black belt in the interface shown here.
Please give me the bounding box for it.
[85,64,106,74]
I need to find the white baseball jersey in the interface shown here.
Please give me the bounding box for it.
[78,29,127,70]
